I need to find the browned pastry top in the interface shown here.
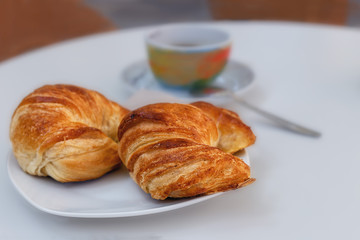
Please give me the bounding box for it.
[118,102,256,200]
[10,84,129,182]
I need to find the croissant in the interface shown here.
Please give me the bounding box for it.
[117,101,256,200]
[10,84,129,182]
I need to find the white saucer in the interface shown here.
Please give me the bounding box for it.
[122,59,255,100]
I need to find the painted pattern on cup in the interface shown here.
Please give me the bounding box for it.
[148,44,231,88]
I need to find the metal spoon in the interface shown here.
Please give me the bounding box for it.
[190,86,321,138]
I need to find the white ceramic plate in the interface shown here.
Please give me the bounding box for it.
[7,150,250,218]
[122,59,255,101]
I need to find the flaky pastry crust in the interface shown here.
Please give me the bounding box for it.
[118,102,256,200]
[10,84,129,182]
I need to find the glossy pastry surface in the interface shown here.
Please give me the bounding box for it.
[10,84,129,182]
[118,102,256,200]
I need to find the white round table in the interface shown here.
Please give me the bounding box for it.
[1,21,360,239]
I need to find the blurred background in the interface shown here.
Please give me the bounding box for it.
[1,0,360,62]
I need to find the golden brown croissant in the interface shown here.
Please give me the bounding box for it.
[117,101,256,200]
[10,84,129,182]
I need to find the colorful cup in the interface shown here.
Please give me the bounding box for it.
[145,25,231,89]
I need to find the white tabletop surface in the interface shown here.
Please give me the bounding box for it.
[1,21,360,239]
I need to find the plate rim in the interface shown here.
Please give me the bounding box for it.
[7,149,249,218]
[121,58,256,100]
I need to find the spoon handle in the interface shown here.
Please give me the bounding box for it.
[233,96,321,138]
